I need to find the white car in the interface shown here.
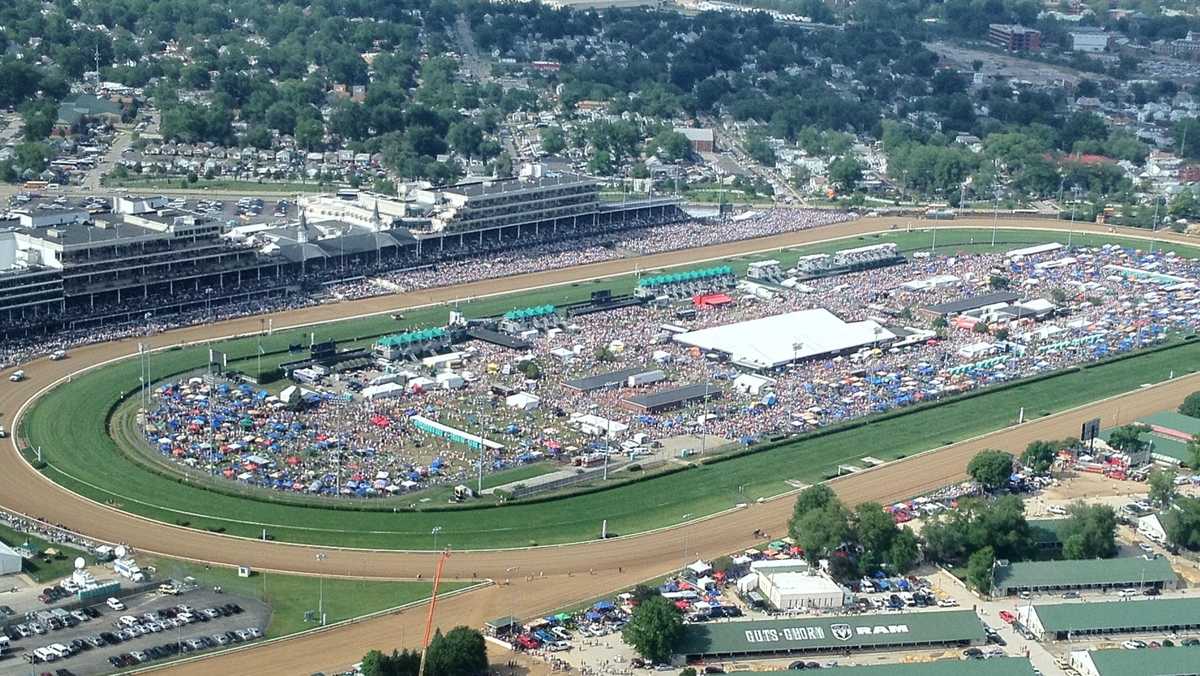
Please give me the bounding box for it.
[1122,640,1147,649]
[107,597,125,611]
[1138,542,1155,553]
[246,627,263,638]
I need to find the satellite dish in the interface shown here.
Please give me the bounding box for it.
[74,557,86,570]
[115,545,127,559]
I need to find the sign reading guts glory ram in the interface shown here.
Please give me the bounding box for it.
[745,623,910,645]
[675,611,985,657]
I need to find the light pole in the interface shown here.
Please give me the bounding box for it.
[991,188,1001,247]
[681,513,693,569]
[315,552,327,625]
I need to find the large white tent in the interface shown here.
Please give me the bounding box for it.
[672,308,895,370]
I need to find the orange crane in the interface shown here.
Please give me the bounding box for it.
[417,549,451,676]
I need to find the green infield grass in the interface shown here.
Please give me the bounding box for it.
[19,228,1200,550]
[144,557,470,638]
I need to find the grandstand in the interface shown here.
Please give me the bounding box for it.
[634,265,736,300]
[0,172,683,337]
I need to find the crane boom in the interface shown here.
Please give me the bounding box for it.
[417,549,450,676]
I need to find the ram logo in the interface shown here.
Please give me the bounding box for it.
[830,624,853,642]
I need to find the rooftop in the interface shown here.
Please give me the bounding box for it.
[1032,597,1200,633]
[443,173,594,199]
[924,291,1021,316]
[676,610,985,656]
[994,556,1176,592]
[730,657,1037,676]
[1083,645,1200,675]
[1139,411,1200,437]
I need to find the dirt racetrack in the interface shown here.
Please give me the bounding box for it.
[1,216,1195,675]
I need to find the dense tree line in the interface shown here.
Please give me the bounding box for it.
[786,485,919,580]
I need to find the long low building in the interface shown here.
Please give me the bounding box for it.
[1019,598,1200,641]
[674,610,985,660]
[1069,645,1200,676]
[564,367,652,393]
[731,657,1038,676]
[620,383,722,414]
[920,291,1021,318]
[992,555,1178,596]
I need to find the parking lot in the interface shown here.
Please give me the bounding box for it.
[0,587,269,675]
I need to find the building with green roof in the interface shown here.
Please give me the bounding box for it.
[1139,411,1200,440]
[674,610,984,659]
[1024,597,1200,641]
[1070,645,1200,676]
[992,555,1177,596]
[729,657,1037,676]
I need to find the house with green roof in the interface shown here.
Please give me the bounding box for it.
[992,555,1177,596]
[1022,597,1200,641]
[729,657,1038,676]
[1069,645,1200,676]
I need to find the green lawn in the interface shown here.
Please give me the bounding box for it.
[20,228,1200,550]
[0,523,89,583]
[145,557,469,638]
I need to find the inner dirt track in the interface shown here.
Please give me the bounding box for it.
[2,216,1196,675]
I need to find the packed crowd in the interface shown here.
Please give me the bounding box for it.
[1,209,844,369]
[138,241,1200,498]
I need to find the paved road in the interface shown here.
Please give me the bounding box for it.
[0,216,1195,674]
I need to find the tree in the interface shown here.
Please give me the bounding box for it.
[794,503,852,564]
[967,450,1013,491]
[792,484,836,519]
[361,649,421,676]
[744,136,776,167]
[1180,392,1200,418]
[854,502,899,572]
[650,130,691,163]
[622,596,682,664]
[680,669,697,676]
[540,126,566,155]
[888,527,920,573]
[1174,117,1200,160]
[827,156,863,191]
[965,546,995,594]
[1148,468,1177,508]
[447,121,484,157]
[424,627,487,676]
[1020,440,1057,475]
[1107,425,1147,454]
[1061,503,1117,560]
[1164,496,1200,551]
[1190,434,1200,471]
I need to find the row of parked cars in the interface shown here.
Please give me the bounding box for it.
[6,606,102,640]
[106,626,264,669]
